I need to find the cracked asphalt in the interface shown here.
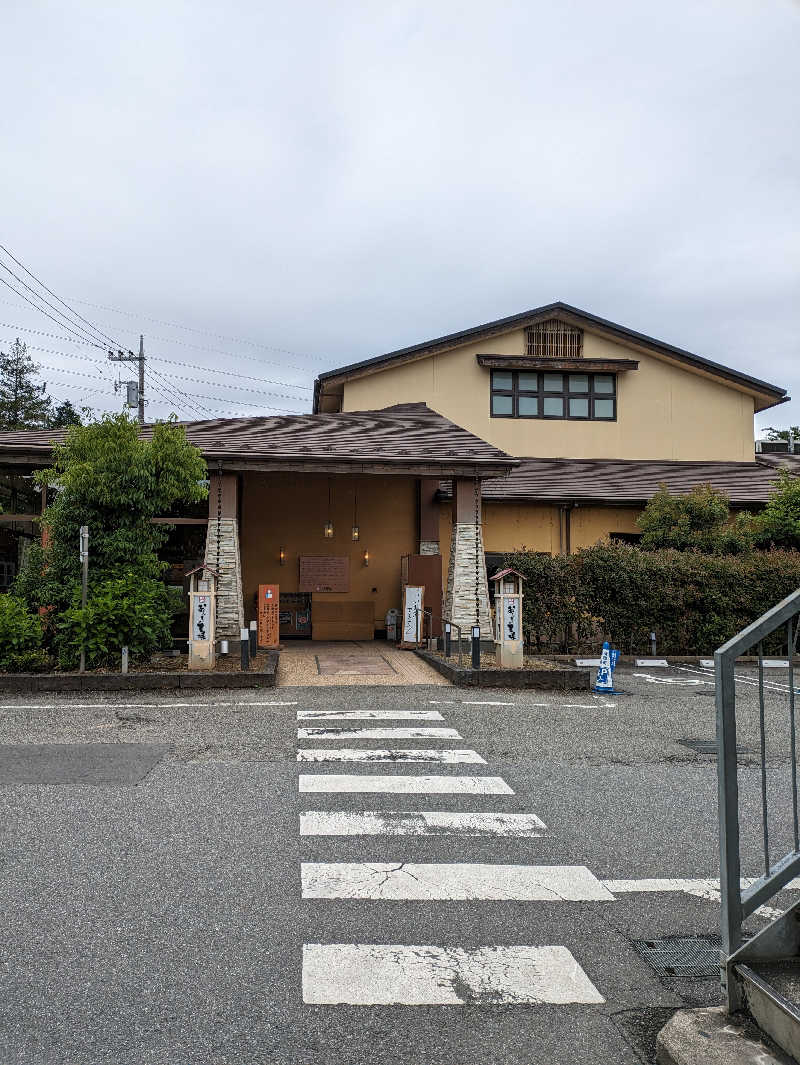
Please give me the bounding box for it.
[0,665,798,1064]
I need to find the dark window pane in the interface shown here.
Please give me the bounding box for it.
[518,395,538,416]
[543,373,563,392]
[492,371,513,390]
[492,394,513,415]
[569,397,589,418]
[568,374,589,393]
[518,372,538,391]
[543,396,564,417]
[593,398,615,419]
[594,374,614,394]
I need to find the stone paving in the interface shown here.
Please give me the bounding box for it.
[276,641,449,687]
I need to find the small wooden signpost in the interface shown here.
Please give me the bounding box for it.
[400,584,425,648]
[257,583,280,649]
[491,568,525,668]
[187,565,219,670]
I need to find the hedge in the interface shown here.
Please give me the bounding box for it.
[502,543,800,655]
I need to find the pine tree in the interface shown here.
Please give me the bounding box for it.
[0,339,53,430]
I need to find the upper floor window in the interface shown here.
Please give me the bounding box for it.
[490,370,616,420]
[526,320,583,359]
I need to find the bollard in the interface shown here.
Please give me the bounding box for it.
[121,646,129,674]
[220,640,229,655]
[444,622,451,658]
[471,625,481,670]
[650,630,657,657]
[240,627,250,671]
[249,620,257,657]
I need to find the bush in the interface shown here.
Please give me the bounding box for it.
[54,574,175,670]
[0,595,46,671]
[502,543,800,655]
[754,470,800,550]
[637,483,754,554]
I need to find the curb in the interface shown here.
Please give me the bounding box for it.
[0,651,279,693]
[414,649,590,690]
[656,1007,793,1065]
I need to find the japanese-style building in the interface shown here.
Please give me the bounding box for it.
[0,302,794,643]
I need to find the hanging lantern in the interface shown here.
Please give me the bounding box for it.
[351,525,360,542]
[324,479,334,538]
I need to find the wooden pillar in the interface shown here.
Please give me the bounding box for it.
[418,477,440,555]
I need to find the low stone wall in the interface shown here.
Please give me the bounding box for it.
[415,650,589,689]
[0,652,279,693]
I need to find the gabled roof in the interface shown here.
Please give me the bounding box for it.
[438,455,794,506]
[0,403,518,479]
[314,301,788,412]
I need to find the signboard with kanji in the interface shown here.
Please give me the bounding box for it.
[257,584,280,648]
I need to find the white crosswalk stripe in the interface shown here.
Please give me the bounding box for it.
[301,862,614,901]
[300,810,547,836]
[298,701,605,1010]
[297,726,462,740]
[299,773,513,794]
[297,748,486,764]
[302,944,604,1005]
[297,709,445,721]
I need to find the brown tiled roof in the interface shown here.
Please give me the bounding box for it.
[0,403,517,477]
[439,456,794,506]
[755,453,800,475]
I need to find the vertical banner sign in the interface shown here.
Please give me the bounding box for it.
[504,597,519,642]
[400,585,425,647]
[192,595,210,640]
[257,584,280,649]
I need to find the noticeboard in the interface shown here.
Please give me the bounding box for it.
[257,584,280,648]
[298,555,350,593]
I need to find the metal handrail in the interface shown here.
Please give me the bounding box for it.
[442,616,463,666]
[717,586,800,1007]
[413,606,434,647]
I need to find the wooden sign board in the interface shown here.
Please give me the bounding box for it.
[400,585,424,647]
[299,555,350,593]
[257,584,280,648]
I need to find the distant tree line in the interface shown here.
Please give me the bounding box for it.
[0,338,84,431]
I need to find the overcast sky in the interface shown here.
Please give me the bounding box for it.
[1,0,798,435]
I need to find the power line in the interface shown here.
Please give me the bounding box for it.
[0,243,122,349]
[0,322,314,390]
[0,262,114,350]
[66,294,329,364]
[0,276,113,351]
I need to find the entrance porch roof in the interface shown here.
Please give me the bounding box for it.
[0,403,518,479]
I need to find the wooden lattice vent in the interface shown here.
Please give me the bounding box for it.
[525,319,583,359]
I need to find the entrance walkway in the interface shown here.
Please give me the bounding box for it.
[276,641,448,688]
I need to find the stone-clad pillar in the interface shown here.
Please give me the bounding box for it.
[444,478,492,633]
[205,472,244,640]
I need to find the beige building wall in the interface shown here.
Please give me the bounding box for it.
[341,327,756,462]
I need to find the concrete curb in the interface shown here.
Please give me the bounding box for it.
[0,651,279,693]
[656,1007,794,1065]
[414,649,590,689]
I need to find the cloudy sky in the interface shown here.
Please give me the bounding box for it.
[1,0,798,434]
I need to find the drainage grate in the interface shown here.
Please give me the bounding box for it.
[633,935,721,978]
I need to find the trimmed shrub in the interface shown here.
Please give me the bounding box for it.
[0,595,47,671]
[54,574,176,670]
[503,543,800,655]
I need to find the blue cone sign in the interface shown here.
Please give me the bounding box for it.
[594,641,621,694]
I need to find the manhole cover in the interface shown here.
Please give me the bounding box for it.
[633,935,721,978]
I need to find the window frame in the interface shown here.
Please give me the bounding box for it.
[490,370,617,421]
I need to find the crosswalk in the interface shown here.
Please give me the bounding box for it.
[297,702,606,1008]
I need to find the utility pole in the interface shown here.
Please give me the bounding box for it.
[108,336,146,424]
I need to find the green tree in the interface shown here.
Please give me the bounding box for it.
[15,414,207,664]
[0,338,52,430]
[48,399,83,429]
[637,483,754,554]
[754,470,800,550]
[763,425,800,444]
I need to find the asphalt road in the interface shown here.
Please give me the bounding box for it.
[0,664,798,1064]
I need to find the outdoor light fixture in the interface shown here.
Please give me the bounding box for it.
[324,479,334,538]
[352,481,360,541]
[279,546,286,565]
[363,549,370,567]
